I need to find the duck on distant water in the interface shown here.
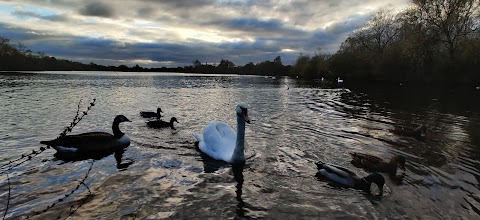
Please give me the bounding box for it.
[350,152,405,176]
[147,117,179,129]
[193,103,250,164]
[140,107,162,118]
[337,77,344,84]
[315,161,385,196]
[40,115,131,154]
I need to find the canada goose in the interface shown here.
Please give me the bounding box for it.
[140,108,162,118]
[40,115,131,154]
[146,117,179,129]
[316,161,385,196]
[349,152,405,175]
[193,103,250,164]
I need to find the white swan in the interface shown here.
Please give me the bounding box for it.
[193,103,251,164]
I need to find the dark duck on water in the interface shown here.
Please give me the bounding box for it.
[140,107,162,118]
[393,124,427,140]
[315,161,385,196]
[147,117,179,129]
[40,115,131,155]
[349,152,406,176]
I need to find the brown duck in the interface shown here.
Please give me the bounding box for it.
[349,152,406,175]
[393,124,427,140]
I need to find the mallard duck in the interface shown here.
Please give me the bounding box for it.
[393,124,427,140]
[140,107,162,118]
[315,161,385,196]
[146,117,178,129]
[349,152,405,175]
[193,103,251,164]
[40,115,131,154]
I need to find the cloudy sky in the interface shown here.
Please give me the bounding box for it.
[0,0,409,68]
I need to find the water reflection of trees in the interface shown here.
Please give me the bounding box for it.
[336,86,480,169]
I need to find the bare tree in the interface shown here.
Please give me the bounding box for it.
[14,42,28,53]
[355,8,401,55]
[413,0,480,59]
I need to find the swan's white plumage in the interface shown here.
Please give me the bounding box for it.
[193,103,249,164]
[194,120,238,163]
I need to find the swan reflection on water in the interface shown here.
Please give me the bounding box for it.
[196,145,249,218]
[232,164,246,218]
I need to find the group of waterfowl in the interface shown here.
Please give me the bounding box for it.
[316,153,406,196]
[316,124,421,196]
[141,107,179,129]
[40,103,420,196]
[40,107,178,155]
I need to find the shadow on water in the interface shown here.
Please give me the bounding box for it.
[194,142,230,173]
[232,164,246,219]
[54,147,134,170]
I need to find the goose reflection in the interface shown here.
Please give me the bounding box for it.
[55,147,134,170]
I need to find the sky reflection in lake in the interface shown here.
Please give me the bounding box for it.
[0,71,479,219]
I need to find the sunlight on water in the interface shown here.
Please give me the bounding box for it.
[0,71,479,219]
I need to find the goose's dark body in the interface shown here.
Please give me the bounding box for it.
[40,115,131,154]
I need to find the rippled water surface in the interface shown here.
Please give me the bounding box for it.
[1,71,479,219]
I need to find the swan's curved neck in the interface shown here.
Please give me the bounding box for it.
[112,121,124,139]
[232,114,246,163]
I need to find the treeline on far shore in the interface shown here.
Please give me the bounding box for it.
[1,0,479,86]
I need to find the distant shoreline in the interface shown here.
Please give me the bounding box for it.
[2,70,479,89]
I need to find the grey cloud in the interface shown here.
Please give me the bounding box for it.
[79,2,115,18]
[208,18,284,33]
[136,7,154,17]
[0,20,344,67]
[0,0,410,67]
[141,0,214,8]
[324,14,370,35]
[12,10,70,22]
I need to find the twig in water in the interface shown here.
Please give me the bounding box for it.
[0,98,96,175]
[0,148,47,175]
[2,171,11,220]
[59,98,96,138]
[25,160,95,220]
[61,160,94,220]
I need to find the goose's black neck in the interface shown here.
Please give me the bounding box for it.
[112,121,124,139]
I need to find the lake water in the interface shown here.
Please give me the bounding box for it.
[0,71,479,219]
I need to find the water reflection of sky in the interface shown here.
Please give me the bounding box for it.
[0,72,479,219]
